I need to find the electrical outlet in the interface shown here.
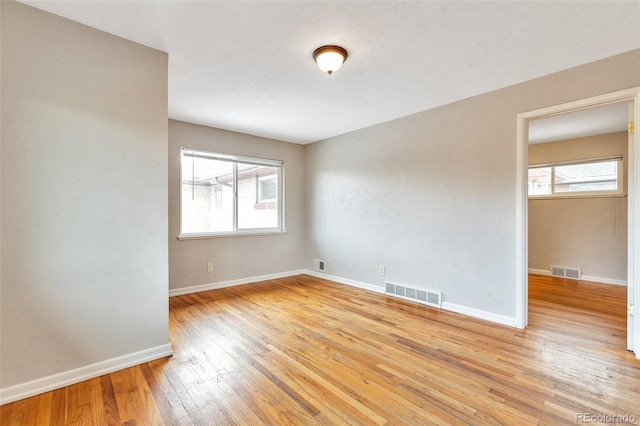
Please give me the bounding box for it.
[207,263,213,273]
[379,266,385,276]
[313,259,326,272]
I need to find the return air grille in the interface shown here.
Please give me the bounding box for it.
[427,292,441,306]
[550,265,581,280]
[385,282,441,308]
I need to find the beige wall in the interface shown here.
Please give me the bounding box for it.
[305,49,640,320]
[1,0,637,398]
[528,132,628,282]
[169,120,306,290]
[1,1,169,394]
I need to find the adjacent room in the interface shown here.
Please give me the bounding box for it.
[2,1,640,424]
[528,103,631,318]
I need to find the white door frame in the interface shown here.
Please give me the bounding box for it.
[515,87,640,358]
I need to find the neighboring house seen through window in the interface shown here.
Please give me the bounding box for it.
[258,175,277,203]
[180,148,284,237]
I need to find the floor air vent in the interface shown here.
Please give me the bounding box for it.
[385,282,441,308]
[550,265,581,280]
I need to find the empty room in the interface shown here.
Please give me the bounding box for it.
[1,1,640,425]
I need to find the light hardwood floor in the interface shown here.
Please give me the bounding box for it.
[2,274,639,425]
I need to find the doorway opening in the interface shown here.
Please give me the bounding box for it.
[527,102,630,348]
[516,87,640,358]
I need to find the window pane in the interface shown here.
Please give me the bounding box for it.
[181,154,234,233]
[528,167,551,196]
[554,161,618,193]
[259,175,277,202]
[237,164,278,229]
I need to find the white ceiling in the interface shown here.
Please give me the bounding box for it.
[20,1,640,144]
[529,102,630,145]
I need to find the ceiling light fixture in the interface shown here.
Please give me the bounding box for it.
[313,45,348,75]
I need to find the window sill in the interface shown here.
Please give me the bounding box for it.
[529,193,626,200]
[178,230,287,240]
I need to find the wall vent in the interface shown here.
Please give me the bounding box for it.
[550,265,581,280]
[313,259,325,272]
[385,282,441,308]
[565,268,581,280]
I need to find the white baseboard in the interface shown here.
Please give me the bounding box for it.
[303,270,517,328]
[528,268,551,276]
[171,269,519,328]
[441,302,517,328]
[303,269,384,294]
[0,343,172,405]
[528,268,627,286]
[581,275,627,286]
[169,270,307,297]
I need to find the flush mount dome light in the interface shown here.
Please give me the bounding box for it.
[313,45,348,75]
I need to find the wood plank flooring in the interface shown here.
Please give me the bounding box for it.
[2,274,639,425]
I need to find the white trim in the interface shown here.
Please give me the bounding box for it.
[530,154,623,168]
[582,275,627,286]
[528,268,551,276]
[516,101,529,329]
[629,92,640,353]
[178,230,287,240]
[0,343,172,405]
[516,87,640,350]
[528,194,626,200]
[528,268,627,286]
[441,302,517,328]
[302,269,384,294]
[181,148,283,167]
[169,270,306,297]
[303,270,518,328]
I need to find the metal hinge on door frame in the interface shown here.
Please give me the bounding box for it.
[628,304,635,316]
[630,121,635,134]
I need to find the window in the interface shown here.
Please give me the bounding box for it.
[528,166,552,196]
[258,175,277,202]
[528,156,623,198]
[180,148,284,237]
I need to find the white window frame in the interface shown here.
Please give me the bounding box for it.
[528,155,624,199]
[179,148,285,239]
